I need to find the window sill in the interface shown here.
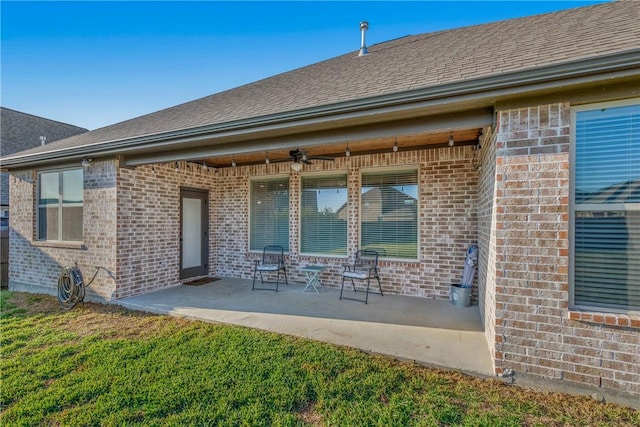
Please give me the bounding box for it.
[33,241,87,250]
[299,253,348,260]
[568,310,640,329]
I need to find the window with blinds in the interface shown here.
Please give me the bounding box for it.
[300,175,348,255]
[250,178,289,251]
[572,101,640,312]
[361,169,418,259]
[37,168,83,241]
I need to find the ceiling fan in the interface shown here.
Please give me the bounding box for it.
[276,149,334,170]
[288,149,334,165]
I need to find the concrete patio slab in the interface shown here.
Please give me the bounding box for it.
[118,277,494,376]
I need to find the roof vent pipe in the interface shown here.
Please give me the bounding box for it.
[358,21,369,56]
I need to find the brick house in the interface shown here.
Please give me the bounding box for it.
[0,107,87,285]
[2,2,638,397]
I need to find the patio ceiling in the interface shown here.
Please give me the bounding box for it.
[122,107,492,168]
[199,128,483,168]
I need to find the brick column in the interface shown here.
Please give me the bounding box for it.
[493,103,571,378]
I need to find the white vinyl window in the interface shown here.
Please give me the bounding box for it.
[360,169,419,259]
[249,177,289,251]
[37,168,83,241]
[300,174,348,255]
[571,100,640,312]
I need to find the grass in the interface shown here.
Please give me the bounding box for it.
[1,291,638,426]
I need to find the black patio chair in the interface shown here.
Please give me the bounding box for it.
[340,249,383,304]
[252,245,288,292]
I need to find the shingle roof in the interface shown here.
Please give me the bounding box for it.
[6,1,640,160]
[0,107,88,206]
[0,107,88,156]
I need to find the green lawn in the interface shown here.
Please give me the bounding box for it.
[1,291,637,426]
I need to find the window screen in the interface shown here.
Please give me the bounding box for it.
[361,169,418,259]
[301,175,348,255]
[250,178,289,251]
[573,102,640,311]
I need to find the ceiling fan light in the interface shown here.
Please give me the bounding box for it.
[291,161,303,172]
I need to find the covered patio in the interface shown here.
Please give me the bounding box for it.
[118,277,493,376]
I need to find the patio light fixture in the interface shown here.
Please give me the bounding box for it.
[392,138,398,152]
[81,157,92,168]
[448,133,455,147]
[345,144,351,157]
[231,160,236,168]
[474,130,483,151]
[291,161,303,172]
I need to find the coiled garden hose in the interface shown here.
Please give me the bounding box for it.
[57,264,115,310]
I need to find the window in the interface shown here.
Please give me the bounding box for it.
[301,174,348,255]
[37,168,83,241]
[361,169,418,259]
[250,177,289,251]
[572,101,640,312]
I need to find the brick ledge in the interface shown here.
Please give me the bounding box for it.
[568,310,640,328]
[32,241,87,250]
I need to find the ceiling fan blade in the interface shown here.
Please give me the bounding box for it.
[308,156,335,161]
[302,159,313,165]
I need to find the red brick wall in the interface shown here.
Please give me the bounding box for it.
[491,103,639,396]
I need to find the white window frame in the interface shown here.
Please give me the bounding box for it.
[299,170,349,257]
[569,98,640,314]
[36,167,84,242]
[248,174,290,253]
[359,165,420,261]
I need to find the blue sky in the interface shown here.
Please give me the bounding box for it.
[1,1,607,130]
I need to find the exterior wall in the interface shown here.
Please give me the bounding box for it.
[212,146,479,299]
[477,125,498,370]
[493,102,640,397]
[9,148,479,302]
[8,160,117,301]
[115,162,217,299]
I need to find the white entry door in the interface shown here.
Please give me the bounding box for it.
[180,188,208,279]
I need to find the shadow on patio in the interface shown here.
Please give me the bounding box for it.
[118,277,494,376]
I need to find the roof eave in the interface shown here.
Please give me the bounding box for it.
[3,48,639,170]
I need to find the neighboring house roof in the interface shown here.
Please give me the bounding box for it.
[577,179,640,204]
[0,107,88,206]
[3,1,639,166]
[0,107,88,157]
[337,187,417,222]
